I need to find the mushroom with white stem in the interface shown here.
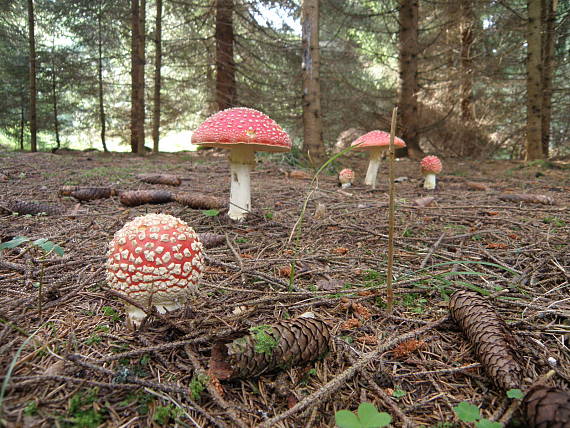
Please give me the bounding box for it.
[351,130,406,189]
[420,155,442,190]
[106,213,205,329]
[338,168,355,188]
[192,107,291,221]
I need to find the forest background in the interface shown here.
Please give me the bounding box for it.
[0,0,568,161]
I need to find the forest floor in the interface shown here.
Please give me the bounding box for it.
[0,148,569,428]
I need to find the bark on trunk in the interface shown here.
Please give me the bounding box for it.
[19,103,25,150]
[51,40,61,151]
[398,0,422,159]
[27,0,37,152]
[152,0,162,153]
[526,0,544,160]
[130,0,146,154]
[98,1,108,153]
[301,0,326,165]
[215,0,236,110]
[541,0,557,158]
[460,0,475,123]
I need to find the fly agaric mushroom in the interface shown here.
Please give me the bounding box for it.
[420,155,442,190]
[191,107,291,221]
[106,213,204,328]
[351,130,406,189]
[338,168,355,188]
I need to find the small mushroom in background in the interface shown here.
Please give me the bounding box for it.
[420,155,442,190]
[350,130,406,189]
[192,107,291,221]
[106,213,205,329]
[338,168,355,188]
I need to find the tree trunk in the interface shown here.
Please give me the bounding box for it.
[98,1,108,153]
[130,0,146,154]
[215,0,236,110]
[301,0,326,165]
[27,0,37,152]
[460,0,475,123]
[541,0,557,158]
[152,0,162,153]
[19,103,25,150]
[526,0,544,160]
[398,0,422,159]
[51,40,61,151]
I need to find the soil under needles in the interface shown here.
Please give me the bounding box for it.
[0,149,569,427]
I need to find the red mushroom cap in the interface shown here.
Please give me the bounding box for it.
[106,213,204,304]
[338,168,355,182]
[351,130,406,151]
[191,107,292,153]
[420,155,442,175]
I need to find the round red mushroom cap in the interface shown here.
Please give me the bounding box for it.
[106,213,205,308]
[192,107,292,153]
[420,155,442,175]
[338,168,355,183]
[351,130,406,151]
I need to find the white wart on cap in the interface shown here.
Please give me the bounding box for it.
[192,107,291,221]
[106,213,205,328]
[351,131,406,189]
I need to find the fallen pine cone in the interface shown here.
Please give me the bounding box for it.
[136,173,181,186]
[449,290,523,390]
[173,193,225,210]
[0,200,65,216]
[498,193,556,205]
[522,384,570,428]
[119,190,173,207]
[209,317,330,380]
[60,186,116,201]
[198,233,226,249]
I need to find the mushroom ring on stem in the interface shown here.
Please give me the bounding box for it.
[192,107,291,221]
[350,130,406,189]
[106,213,205,329]
[420,155,442,190]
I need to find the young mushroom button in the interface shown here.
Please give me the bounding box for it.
[420,155,442,190]
[351,130,406,189]
[191,107,292,221]
[106,213,205,329]
[338,168,355,188]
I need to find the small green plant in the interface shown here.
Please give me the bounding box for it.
[101,306,121,322]
[153,404,182,425]
[391,389,406,399]
[250,325,278,355]
[264,209,274,220]
[506,388,524,399]
[66,388,104,428]
[24,400,38,416]
[542,216,565,227]
[453,402,502,428]
[335,402,392,428]
[400,293,427,313]
[202,209,220,217]
[189,373,209,401]
[85,334,102,345]
[235,237,248,244]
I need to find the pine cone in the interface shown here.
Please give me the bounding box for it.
[449,290,523,390]
[67,187,115,201]
[209,317,330,380]
[2,200,65,216]
[119,190,173,207]
[198,233,226,249]
[523,385,570,428]
[136,173,181,186]
[173,193,225,210]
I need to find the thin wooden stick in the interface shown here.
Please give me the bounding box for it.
[386,107,398,313]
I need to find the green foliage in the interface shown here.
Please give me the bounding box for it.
[399,293,427,313]
[335,402,392,428]
[453,402,503,427]
[24,401,38,416]
[153,404,182,425]
[101,306,121,323]
[506,389,524,399]
[391,389,406,399]
[85,334,102,345]
[249,325,278,355]
[0,236,64,256]
[542,216,565,227]
[65,388,104,428]
[189,374,209,401]
[202,209,220,217]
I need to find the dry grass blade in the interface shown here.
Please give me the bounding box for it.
[522,384,570,428]
[449,289,523,390]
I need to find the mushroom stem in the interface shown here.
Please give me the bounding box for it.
[364,148,383,189]
[423,173,437,190]
[228,147,256,221]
